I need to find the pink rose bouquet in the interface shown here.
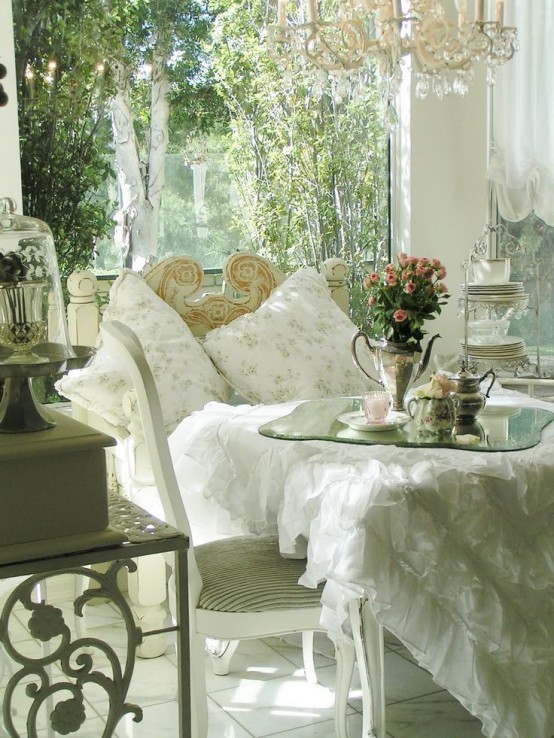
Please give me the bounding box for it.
[363,252,450,350]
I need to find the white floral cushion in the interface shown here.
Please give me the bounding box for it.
[202,267,373,404]
[56,270,232,433]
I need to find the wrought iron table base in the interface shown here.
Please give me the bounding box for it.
[0,494,190,738]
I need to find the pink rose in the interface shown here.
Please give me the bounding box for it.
[397,252,409,268]
[386,273,397,285]
[418,257,429,266]
[392,309,408,322]
[437,282,448,293]
[431,258,442,268]
[370,271,380,283]
[437,267,447,279]
[363,276,372,289]
[416,266,427,276]
[404,281,416,293]
[385,263,395,272]
[368,295,376,306]
[408,256,419,265]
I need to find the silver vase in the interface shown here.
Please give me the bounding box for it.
[351,332,440,411]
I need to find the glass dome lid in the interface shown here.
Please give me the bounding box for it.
[0,197,73,364]
[0,198,94,433]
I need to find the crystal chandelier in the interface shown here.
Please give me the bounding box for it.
[266,0,518,108]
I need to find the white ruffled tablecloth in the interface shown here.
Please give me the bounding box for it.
[169,390,554,738]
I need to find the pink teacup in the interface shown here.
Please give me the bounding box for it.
[362,391,392,423]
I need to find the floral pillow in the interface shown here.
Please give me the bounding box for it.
[202,267,374,404]
[56,270,232,433]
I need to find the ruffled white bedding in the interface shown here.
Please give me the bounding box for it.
[169,391,554,738]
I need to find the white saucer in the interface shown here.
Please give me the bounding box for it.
[337,411,410,432]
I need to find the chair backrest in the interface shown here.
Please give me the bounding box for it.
[101,319,207,607]
[100,320,191,538]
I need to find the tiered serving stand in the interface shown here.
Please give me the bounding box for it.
[459,280,530,372]
[459,224,533,375]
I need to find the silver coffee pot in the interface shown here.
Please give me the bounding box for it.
[450,362,496,425]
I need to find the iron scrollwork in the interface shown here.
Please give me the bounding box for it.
[1,560,143,737]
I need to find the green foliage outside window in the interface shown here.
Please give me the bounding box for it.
[13,0,390,333]
[13,0,115,284]
[208,0,390,328]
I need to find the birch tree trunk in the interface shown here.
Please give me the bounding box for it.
[111,48,170,268]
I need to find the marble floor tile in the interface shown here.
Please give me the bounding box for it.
[111,697,256,738]
[385,690,484,738]
[263,634,336,671]
[267,711,364,738]
[382,651,442,705]
[206,696,259,738]
[316,649,443,713]
[36,716,116,738]
[209,667,354,738]
[383,629,404,649]
[82,652,179,714]
[204,639,311,695]
[391,644,420,666]
[1,594,485,738]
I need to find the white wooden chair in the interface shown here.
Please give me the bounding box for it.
[100,320,357,738]
[64,252,351,659]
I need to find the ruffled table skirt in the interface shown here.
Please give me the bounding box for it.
[169,393,554,738]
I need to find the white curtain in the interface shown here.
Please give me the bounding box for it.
[487,0,554,226]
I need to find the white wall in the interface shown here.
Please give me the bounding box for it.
[393,67,490,366]
[0,0,21,209]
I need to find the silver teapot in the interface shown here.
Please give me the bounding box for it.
[450,362,496,424]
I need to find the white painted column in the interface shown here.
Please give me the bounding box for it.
[392,66,490,363]
[0,0,22,210]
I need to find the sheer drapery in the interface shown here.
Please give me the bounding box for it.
[487,1,554,226]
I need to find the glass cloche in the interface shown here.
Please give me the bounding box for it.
[0,197,73,363]
[0,197,93,431]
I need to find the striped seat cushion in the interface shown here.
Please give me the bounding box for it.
[195,535,324,613]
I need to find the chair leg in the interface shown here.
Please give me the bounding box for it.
[302,630,318,684]
[206,638,240,676]
[334,637,356,738]
[349,598,386,738]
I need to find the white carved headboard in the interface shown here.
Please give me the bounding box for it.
[66,251,350,346]
[144,252,285,337]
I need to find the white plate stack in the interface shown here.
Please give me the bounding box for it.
[460,281,529,366]
[460,281,528,303]
[460,335,528,361]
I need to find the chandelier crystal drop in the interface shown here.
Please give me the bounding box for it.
[266,0,518,117]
